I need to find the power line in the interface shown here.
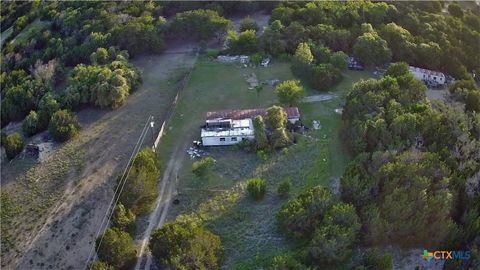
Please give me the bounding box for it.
[84,115,153,269]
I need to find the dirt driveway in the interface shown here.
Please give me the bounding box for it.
[2,44,197,270]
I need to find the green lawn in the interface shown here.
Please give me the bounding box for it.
[10,19,50,46]
[160,58,373,269]
[1,26,13,46]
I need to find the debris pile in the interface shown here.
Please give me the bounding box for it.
[245,73,259,89]
[264,79,280,86]
[186,147,208,159]
[217,55,250,63]
[312,120,321,130]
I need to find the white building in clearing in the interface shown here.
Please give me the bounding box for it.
[200,107,300,146]
[201,118,254,146]
[409,66,446,85]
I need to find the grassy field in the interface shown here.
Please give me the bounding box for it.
[0,26,13,46]
[159,58,373,269]
[10,19,50,46]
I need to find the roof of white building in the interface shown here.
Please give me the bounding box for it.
[409,66,445,77]
[201,119,254,138]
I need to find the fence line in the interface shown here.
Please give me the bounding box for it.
[150,53,196,152]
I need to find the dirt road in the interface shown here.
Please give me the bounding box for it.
[133,142,187,270]
[5,44,197,270]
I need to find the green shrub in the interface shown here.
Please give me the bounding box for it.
[247,178,267,200]
[192,156,215,177]
[95,228,136,270]
[362,249,393,270]
[90,261,114,270]
[4,133,25,160]
[120,148,160,215]
[206,49,220,58]
[22,111,39,136]
[277,179,291,197]
[256,150,268,161]
[268,252,307,270]
[111,203,136,234]
[149,221,222,269]
[48,109,80,142]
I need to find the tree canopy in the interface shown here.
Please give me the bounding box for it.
[149,221,223,270]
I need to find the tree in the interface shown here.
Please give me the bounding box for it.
[449,79,477,95]
[22,111,40,136]
[353,32,392,66]
[247,178,267,200]
[277,179,291,197]
[270,127,291,149]
[228,29,257,54]
[120,148,160,215]
[466,90,480,112]
[38,93,60,130]
[275,80,304,105]
[48,110,80,142]
[265,105,287,130]
[192,156,215,177]
[309,224,357,265]
[112,15,164,56]
[448,3,463,18]
[258,20,286,56]
[96,228,136,270]
[384,62,410,78]
[4,133,25,160]
[329,51,348,70]
[293,42,314,65]
[309,203,360,265]
[90,261,114,270]
[277,186,337,238]
[379,23,415,62]
[361,249,393,270]
[149,221,222,270]
[265,106,291,148]
[111,203,136,234]
[309,64,342,91]
[253,115,268,150]
[366,151,454,247]
[31,59,57,85]
[240,16,259,32]
[172,9,232,41]
[415,42,442,70]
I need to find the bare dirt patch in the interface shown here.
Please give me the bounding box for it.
[302,93,337,103]
[1,44,197,269]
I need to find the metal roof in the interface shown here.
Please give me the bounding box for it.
[206,107,300,120]
[201,119,254,138]
[409,66,445,77]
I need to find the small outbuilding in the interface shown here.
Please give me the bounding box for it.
[409,66,446,85]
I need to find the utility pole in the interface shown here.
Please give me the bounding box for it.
[150,116,156,151]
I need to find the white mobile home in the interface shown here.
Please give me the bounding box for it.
[409,66,446,85]
[200,107,301,146]
[201,119,254,146]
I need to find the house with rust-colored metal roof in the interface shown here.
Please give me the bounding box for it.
[201,107,300,146]
[206,107,300,124]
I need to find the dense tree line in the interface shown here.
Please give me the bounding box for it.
[340,63,480,266]
[93,148,161,269]
[276,186,361,266]
[260,1,479,81]
[1,2,238,136]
